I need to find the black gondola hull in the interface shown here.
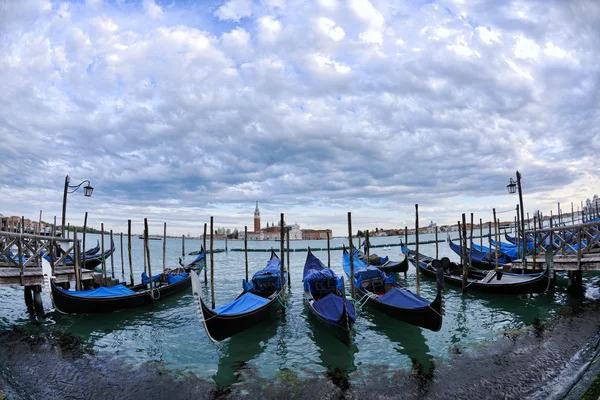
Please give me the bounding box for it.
[199,292,281,342]
[353,285,443,332]
[418,263,549,295]
[304,291,353,346]
[51,276,191,314]
[374,256,409,273]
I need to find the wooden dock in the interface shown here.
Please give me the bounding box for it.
[511,254,600,271]
[0,266,96,287]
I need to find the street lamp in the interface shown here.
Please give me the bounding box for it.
[61,175,93,236]
[507,171,526,267]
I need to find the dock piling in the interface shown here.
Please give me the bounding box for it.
[415,204,420,296]
[210,217,215,309]
[348,212,354,298]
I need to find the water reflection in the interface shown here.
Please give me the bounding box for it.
[365,313,434,377]
[213,318,278,387]
[308,312,357,389]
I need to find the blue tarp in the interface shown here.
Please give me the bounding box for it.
[213,292,270,315]
[186,253,205,269]
[57,284,136,298]
[168,273,188,284]
[378,287,429,309]
[342,249,392,287]
[141,272,162,284]
[141,272,188,285]
[302,250,327,277]
[250,256,283,293]
[313,293,357,323]
[303,268,342,292]
[449,238,511,264]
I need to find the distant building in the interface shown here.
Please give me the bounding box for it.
[254,201,261,233]
[427,220,437,234]
[302,229,332,240]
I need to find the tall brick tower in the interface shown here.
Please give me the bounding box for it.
[254,201,261,233]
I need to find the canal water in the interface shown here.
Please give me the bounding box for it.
[1,232,598,391]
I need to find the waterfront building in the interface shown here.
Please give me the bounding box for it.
[302,229,333,240]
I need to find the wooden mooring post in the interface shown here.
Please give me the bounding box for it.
[110,230,115,279]
[327,231,331,268]
[415,204,420,296]
[203,223,208,284]
[347,212,354,298]
[279,213,286,299]
[244,226,248,282]
[210,217,215,309]
[128,220,133,285]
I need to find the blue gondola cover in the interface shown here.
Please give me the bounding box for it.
[378,288,429,309]
[141,272,162,284]
[57,284,136,298]
[250,257,283,293]
[303,268,342,292]
[312,293,357,323]
[213,292,271,315]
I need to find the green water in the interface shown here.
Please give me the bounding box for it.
[0,233,595,387]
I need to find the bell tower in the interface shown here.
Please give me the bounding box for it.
[254,201,261,233]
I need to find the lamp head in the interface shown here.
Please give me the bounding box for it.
[83,184,94,197]
[507,177,517,194]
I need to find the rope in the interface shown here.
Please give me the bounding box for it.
[145,287,161,300]
[276,293,288,309]
[428,304,443,318]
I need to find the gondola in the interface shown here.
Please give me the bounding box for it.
[342,246,444,332]
[303,248,356,346]
[51,267,191,314]
[504,232,535,250]
[82,240,100,256]
[179,246,206,271]
[359,238,408,273]
[447,235,512,269]
[416,257,550,295]
[45,245,116,269]
[188,248,225,255]
[191,250,285,342]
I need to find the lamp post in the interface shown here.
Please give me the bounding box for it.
[507,171,526,268]
[61,175,94,236]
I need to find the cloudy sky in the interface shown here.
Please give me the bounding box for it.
[1,0,599,236]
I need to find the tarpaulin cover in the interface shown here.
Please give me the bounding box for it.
[313,293,357,323]
[449,238,511,264]
[250,256,283,293]
[343,250,386,280]
[303,268,342,293]
[141,272,162,284]
[168,273,188,284]
[186,252,205,269]
[378,287,429,309]
[303,250,327,277]
[58,284,136,298]
[213,292,270,315]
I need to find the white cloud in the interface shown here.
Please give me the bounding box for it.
[316,17,345,42]
[143,0,164,20]
[0,0,598,235]
[513,35,540,60]
[215,0,253,22]
[86,0,103,11]
[360,30,382,46]
[257,16,281,44]
[544,42,567,59]
[477,27,500,44]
